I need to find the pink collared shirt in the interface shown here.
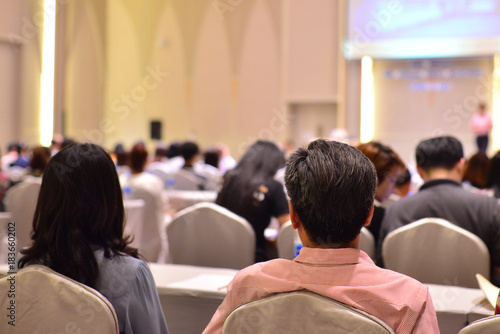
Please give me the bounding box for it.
[203,247,439,334]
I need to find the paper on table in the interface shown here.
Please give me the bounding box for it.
[476,273,500,308]
[167,274,233,292]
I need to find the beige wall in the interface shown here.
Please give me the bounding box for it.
[0,0,42,152]
[373,57,493,164]
[60,0,344,158]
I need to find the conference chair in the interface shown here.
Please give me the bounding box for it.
[359,227,376,259]
[0,265,119,334]
[164,189,217,213]
[123,199,145,250]
[4,176,41,253]
[277,221,296,260]
[382,217,490,288]
[0,212,13,263]
[458,315,500,333]
[126,186,163,263]
[167,202,255,269]
[222,290,395,334]
[173,169,202,190]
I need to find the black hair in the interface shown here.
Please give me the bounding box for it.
[285,139,377,245]
[217,140,285,208]
[19,143,138,288]
[416,136,463,170]
[180,141,200,161]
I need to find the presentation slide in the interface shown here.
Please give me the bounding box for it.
[345,0,500,59]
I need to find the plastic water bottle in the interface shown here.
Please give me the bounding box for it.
[293,233,302,257]
[165,177,175,190]
[123,185,132,200]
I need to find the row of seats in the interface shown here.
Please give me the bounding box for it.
[0,264,496,333]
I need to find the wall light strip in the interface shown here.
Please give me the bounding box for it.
[40,0,57,146]
[360,56,375,143]
[492,54,500,153]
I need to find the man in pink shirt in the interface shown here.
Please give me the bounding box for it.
[470,102,492,153]
[204,139,439,334]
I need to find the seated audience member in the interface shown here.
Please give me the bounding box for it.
[178,141,209,190]
[10,142,30,168]
[18,143,169,334]
[204,140,439,334]
[27,146,51,177]
[462,152,490,192]
[382,168,412,208]
[121,143,165,262]
[488,150,500,198]
[379,136,500,284]
[357,141,405,244]
[204,148,220,169]
[1,142,20,171]
[112,143,130,177]
[216,142,236,174]
[216,140,289,262]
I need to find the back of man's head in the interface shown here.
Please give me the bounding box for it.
[180,141,199,162]
[285,139,377,246]
[416,136,463,171]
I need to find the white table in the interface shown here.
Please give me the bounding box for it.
[427,284,493,334]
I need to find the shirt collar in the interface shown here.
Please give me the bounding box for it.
[419,178,461,191]
[293,247,374,266]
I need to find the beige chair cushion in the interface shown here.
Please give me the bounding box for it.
[382,217,490,288]
[0,265,118,333]
[167,202,255,269]
[459,315,500,333]
[222,290,395,334]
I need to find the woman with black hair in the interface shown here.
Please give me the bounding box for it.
[216,140,290,262]
[19,143,168,334]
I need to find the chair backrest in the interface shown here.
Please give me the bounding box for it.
[128,177,164,262]
[0,265,119,334]
[277,221,296,260]
[123,199,145,250]
[167,202,255,269]
[164,190,217,213]
[359,227,376,259]
[458,315,500,333]
[382,217,490,288]
[4,177,41,252]
[222,290,395,334]
[173,169,201,190]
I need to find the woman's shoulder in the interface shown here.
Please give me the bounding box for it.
[94,250,150,299]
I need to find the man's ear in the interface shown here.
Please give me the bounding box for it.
[455,157,465,176]
[364,204,375,226]
[416,165,427,181]
[289,201,301,230]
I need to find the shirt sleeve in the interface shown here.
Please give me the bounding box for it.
[410,290,440,334]
[123,262,169,334]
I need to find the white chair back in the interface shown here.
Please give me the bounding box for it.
[4,177,41,252]
[359,227,376,259]
[0,212,13,263]
[277,221,296,260]
[0,265,119,333]
[173,169,201,190]
[382,217,490,288]
[222,290,395,334]
[458,315,500,333]
[123,199,145,250]
[128,186,163,262]
[167,202,255,269]
[164,190,217,213]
